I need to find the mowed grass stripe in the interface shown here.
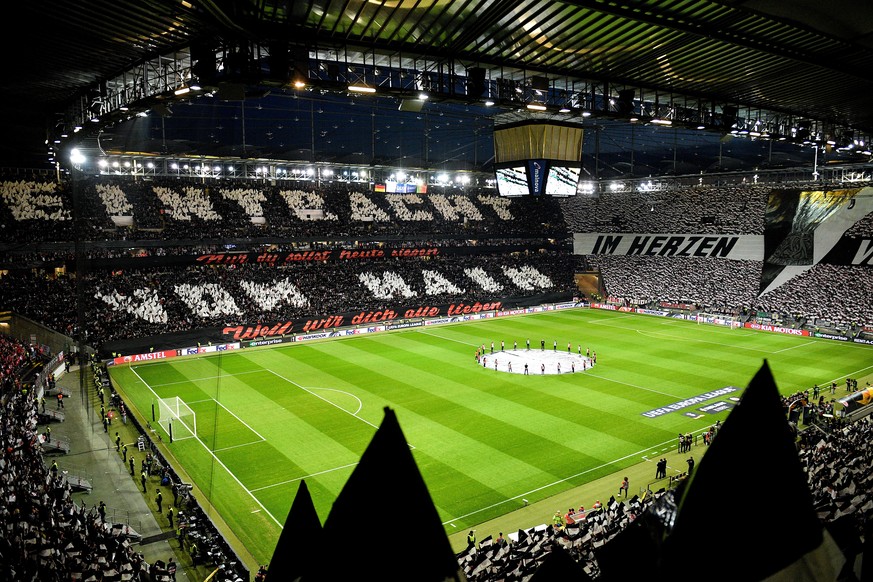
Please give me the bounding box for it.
[766,339,873,379]
[326,327,707,463]
[132,355,374,517]
[257,339,553,522]
[108,308,873,567]
[189,362,364,533]
[125,354,372,558]
[578,318,768,393]
[143,361,270,451]
[166,438,282,560]
[229,350,379,468]
[133,354,262,388]
[394,330,683,453]
[112,361,323,564]
[289,339,594,473]
[304,337,665,516]
[130,361,307,500]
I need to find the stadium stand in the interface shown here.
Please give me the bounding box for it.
[0,250,581,352]
[558,184,770,235]
[2,173,872,581]
[0,177,569,243]
[587,255,762,315]
[755,264,873,330]
[0,334,250,582]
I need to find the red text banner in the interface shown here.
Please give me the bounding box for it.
[221,300,505,341]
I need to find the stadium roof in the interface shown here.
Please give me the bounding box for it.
[2,0,873,174]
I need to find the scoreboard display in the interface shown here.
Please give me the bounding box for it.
[493,120,582,197]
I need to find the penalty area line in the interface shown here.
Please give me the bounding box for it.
[129,367,282,527]
[213,439,267,453]
[265,370,419,451]
[772,341,816,354]
[441,443,653,527]
[150,369,267,387]
[250,461,360,493]
[587,314,638,326]
[305,387,364,416]
[266,369,381,431]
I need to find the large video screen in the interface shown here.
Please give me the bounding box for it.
[545,165,581,196]
[495,166,529,196]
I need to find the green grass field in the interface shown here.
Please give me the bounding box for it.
[108,308,873,566]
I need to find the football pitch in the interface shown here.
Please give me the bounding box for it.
[108,308,873,566]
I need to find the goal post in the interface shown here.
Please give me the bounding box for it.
[695,312,741,329]
[157,396,197,443]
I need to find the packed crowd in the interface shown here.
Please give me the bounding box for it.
[1,172,871,340]
[0,176,569,243]
[0,334,34,391]
[0,251,581,348]
[0,333,250,581]
[754,263,873,329]
[3,175,869,246]
[3,170,870,580]
[559,184,770,235]
[588,255,762,315]
[457,413,873,580]
[457,493,660,580]
[842,202,873,238]
[0,236,566,270]
[0,178,76,242]
[0,338,154,581]
[800,417,873,526]
[589,254,873,329]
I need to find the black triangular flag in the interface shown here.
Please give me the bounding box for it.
[660,361,843,580]
[529,544,592,581]
[322,407,462,581]
[265,479,322,582]
[594,512,664,581]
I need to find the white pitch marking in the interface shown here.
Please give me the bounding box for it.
[129,366,282,527]
[635,328,769,353]
[773,341,816,354]
[251,462,360,492]
[440,432,704,527]
[150,369,267,387]
[266,369,381,430]
[305,387,364,416]
[586,314,638,325]
[213,440,266,453]
[584,371,685,399]
[419,329,477,346]
[212,399,267,442]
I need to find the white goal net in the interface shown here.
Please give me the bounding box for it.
[695,313,741,329]
[157,396,197,442]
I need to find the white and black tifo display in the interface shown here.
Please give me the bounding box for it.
[492,120,583,197]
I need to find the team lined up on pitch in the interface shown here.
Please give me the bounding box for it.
[475,339,597,375]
